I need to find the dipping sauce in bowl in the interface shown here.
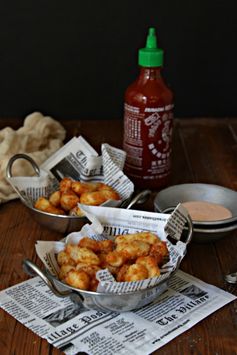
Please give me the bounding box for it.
[181,201,232,222]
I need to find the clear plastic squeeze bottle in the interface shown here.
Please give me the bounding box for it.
[123,27,174,190]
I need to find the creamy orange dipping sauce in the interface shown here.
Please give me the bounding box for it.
[181,201,232,222]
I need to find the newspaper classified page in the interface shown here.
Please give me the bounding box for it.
[0,271,235,355]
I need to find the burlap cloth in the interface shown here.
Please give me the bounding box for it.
[0,112,66,204]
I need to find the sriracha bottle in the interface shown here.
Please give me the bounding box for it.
[123,27,174,190]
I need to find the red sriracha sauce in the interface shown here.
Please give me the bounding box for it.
[123,27,174,190]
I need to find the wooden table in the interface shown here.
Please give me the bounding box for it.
[0,117,237,354]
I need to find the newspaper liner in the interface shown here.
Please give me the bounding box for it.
[35,204,190,294]
[6,135,134,207]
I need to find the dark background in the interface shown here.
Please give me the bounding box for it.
[0,0,236,120]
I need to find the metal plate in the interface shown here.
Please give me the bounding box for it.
[191,220,237,243]
[154,183,237,227]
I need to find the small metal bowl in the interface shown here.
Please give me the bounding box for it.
[6,154,151,234]
[154,183,237,243]
[23,213,193,312]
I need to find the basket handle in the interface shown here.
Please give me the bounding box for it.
[6,153,41,178]
[22,259,84,301]
[6,154,41,205]
[23,259,70,298]
[126,189,151,209]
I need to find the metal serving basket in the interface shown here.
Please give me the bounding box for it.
[6,154,150,234]
[23,216,193,313]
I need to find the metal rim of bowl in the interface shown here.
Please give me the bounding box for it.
[161,206,237,242]
[50,270,169,297]
[193,221,237,234]
[154,183,237,227]
[25,201,86,220]
[159,206,237,231]
[23,190,149,221]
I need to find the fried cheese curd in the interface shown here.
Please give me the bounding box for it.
[34,178,120,216]
[57,232,169,291]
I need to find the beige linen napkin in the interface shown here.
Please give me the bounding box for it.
[0,112,66,204]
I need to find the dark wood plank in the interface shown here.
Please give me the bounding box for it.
[177,118,237,188]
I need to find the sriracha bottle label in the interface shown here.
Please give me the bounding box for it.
[123,103,173,182]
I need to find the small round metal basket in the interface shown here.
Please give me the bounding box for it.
[6,154,151,234]
[23,216,193,312]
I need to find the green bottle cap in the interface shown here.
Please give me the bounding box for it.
[138,27,163,67]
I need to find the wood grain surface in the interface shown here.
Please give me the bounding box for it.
[0,118,237,355]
